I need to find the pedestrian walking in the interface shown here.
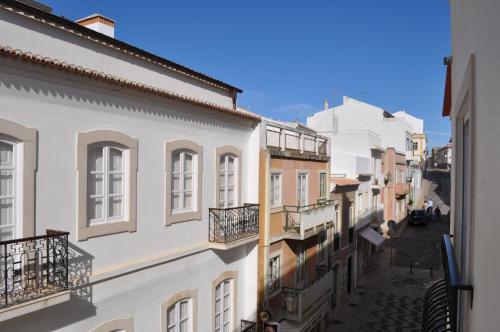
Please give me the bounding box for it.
[423,200,428,211]
[435,206,442,221]
[428,198,433,215]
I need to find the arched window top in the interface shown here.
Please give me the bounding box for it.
[90,318,134,332]
[77,130,138,150]
[161,289,198,332]
[166,140,202,155]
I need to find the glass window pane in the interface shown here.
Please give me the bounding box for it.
[220,156,226,169]
[0,142,13,167]
[180,320,188,332]
[224,280,230,293]
[173,153,181,173]
[216,285,221,299]
[167,328,175,332]
[88,174,103,196]
[227,157,234,170]
[184,154,192,173]
[228,188,234,201]
[227,173,234,186]
[184,175,193,191]
[109,148,123,172]
[167,305,175,325]
[215,313,221,329]
[0,198,13,226]
[172,193,180,210]
[88,146,103,172]
[180,300,188,319]
[0,169,13,196]
[0,227,13,242]
[109,173,122,195]
[223,308,230,323]
[88,197,103,221]
[109,196,123,218]
[184,192,192,209]
[172,175,180,191]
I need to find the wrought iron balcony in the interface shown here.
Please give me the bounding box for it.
[421,235,473,332]
[1,230,69,310]
[283,200,335,240]
[209,204,259,249]
[241,319,257,332]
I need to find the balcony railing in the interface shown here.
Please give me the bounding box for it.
[209,204,259,245]
[333,233,340,251]
[348,226,354,243]
[283,200,335,239]
[0,230,69,310]
[241,319,257,332]
[279,269,334,322]
[266,124,328,158]
[421,235,473,332]
[395,182,411,196]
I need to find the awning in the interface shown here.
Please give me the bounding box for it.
[359,227,385,246]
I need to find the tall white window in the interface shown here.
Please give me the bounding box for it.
[319,172,327,198]
[268,255,280,294]
[270,173,281,207]
[297,173,308,206]
[335,204,341,233]
[296,246,306,288]
[215,279,232,332]
[167,298,192,332]
[0,140,17,242]
[87,144,126,225]
[219,154,236,208]
[172,151,194,213]
[349,203,355,227]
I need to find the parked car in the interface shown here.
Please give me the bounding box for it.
[409,209,427,226]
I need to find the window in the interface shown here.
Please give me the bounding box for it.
[165,140,202,225]
[297,173,308,206]
[0,119,36,240]
[295,246,306,288]
[358,193,363,215]
[218,154,237,208]
[334,204,341,233]
[172,151,195,213]
[268,255,280,294]
[413,142,418,150]
[270,173,281,207]
[349,203,355,227]
[0,140,18,242]
[215,280,232,332]
[167,299,192,332]
[87,144,127,225]
[77,130,138,241]
[89,318,134,332]
[319,172,327,198]
[318,232,327,263]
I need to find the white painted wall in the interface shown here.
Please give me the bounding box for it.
[449,1,500,330]
[0,9,234,109]
[393,111,424,134]
[0,44,257,332]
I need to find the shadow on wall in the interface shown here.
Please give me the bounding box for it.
[0,243,96,332]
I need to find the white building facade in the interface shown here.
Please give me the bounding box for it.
[0,2,260,331]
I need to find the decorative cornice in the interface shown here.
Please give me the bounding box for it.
[0,45,260,122]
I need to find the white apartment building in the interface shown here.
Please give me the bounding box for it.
[0,1,260,331]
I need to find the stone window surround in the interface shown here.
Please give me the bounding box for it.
[0,118,37,238]
[215,145,242,208]
[90,317,134,332]
[165,140,203,225]
[161,288,198,332]
[77,130,138,241]
[211,271,238,332]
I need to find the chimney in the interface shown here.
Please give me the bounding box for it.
[324,99,329,110]
[76,14,115,38]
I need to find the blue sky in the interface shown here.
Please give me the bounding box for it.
[44,0,451,149]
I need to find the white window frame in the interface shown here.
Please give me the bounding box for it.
[295,245,306,288]
[270,172,282,208]
[166,298,193,332]
[172,150,196,214]
[218,154,237,209]
[319,172,327,199]
[0,139,20,241]
[297,172,308,206]
[334,204,341,233]
[87,143,128,226]
[214,279,233,332]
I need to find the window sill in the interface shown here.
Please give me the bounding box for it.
[79,220,136,241]
[166,210,202,225]
[0,291,70,322]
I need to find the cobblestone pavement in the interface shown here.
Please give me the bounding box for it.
[327,170,450,332]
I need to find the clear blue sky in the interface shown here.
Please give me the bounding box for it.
[44,0,451,149]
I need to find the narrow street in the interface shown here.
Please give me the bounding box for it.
[328,169,450,332]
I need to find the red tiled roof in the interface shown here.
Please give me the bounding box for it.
[0,45,260,121]
[443,62,452,117]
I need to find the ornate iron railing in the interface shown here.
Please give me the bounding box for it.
[1,230,69,309]
[209,204,259,244]
[333,232,340,251]
[421,234,473,332]
[241,319,257,332]
[348,226,354,243]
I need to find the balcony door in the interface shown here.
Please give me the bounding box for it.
[219,154,237,209]
[295,245,306,289]
[297,173,308,207]
[0,139,18,242]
